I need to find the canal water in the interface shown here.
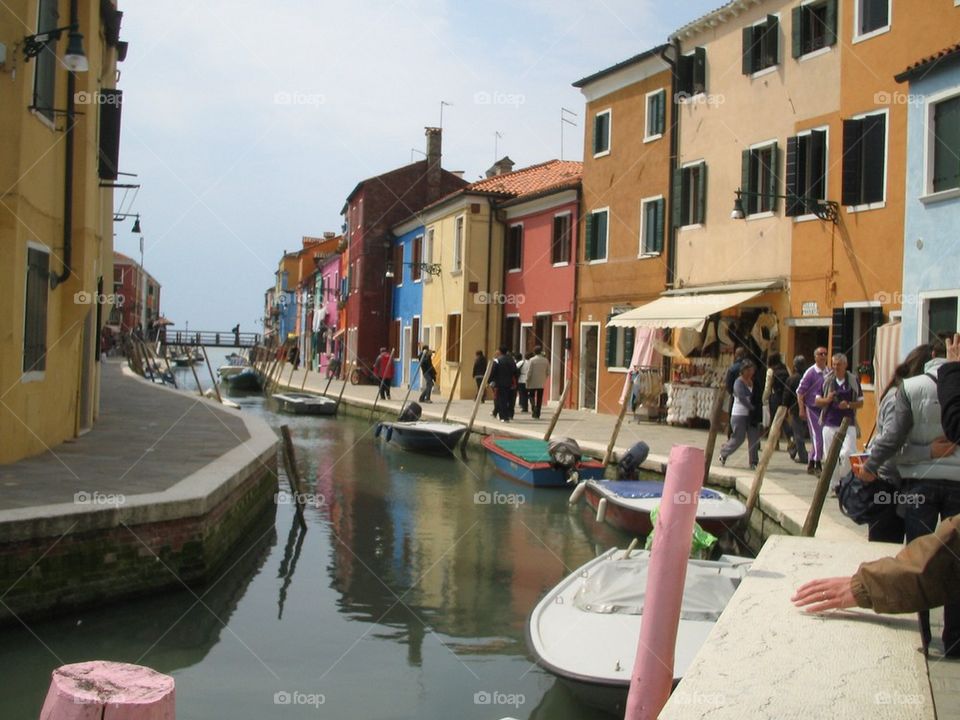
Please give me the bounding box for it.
[0,351,632,719]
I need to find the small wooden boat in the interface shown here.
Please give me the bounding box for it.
[482,436,605,488]
[583,479,747,536]
[172,354,193,367]
[527,547,751,715]
[272,392,337,415]
[375,421,466,453]
[220,367,263,391]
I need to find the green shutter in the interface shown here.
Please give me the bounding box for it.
[841,118,864,206]
[585,213,595,260]
[672,167,684,227]
[763,15,779,68]
[654,199,665,253]
[605,325,618,368]
[741,149,752,215]
[742,26,754,75]
[624,327,636,365]
[693,47,706,94]
[791,6,803,59]
[934,96,960,192]
[862,113,885,204]
[825,0,838,47]
[596,211,608,259]
[768,142,780,213]
[655,91,665,135]
[785,136,802,216]
[696,163,707,225]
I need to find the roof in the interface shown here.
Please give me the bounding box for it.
[895,41,960,83]
[572,44,670,88]
[671,0,763,41]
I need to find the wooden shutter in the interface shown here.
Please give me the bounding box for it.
[23,248,49,373]
[585,213,595,260]
[841,119,864,206]
[672,167,684,227]
[831,308,852,360]
[767,142,781,213]
[605,324,618,368]
[763,15,779,69]
[389,320,400,354]
[824,0,838,47]
[862,114,885,204]
[98,89,123,180]
[791,6,803,59]
[411,317,420,358]
[653,199,665,253]
[866,306,883,364]
[742,26,755,75]
[656,91,666,135]
[934,97,960,192]
[623,327,636,365]
[596,211,607,259]
[693,47,706,95]
[695,163,707,225]
[809,130,827,208]
[785,136,802,216]
[678,53,693,96]
[741,149,752,215]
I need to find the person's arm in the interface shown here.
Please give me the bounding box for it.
[862,387,913,477]
[938,336,960,443]
[733,378,753,411]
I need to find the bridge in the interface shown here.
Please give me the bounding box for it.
[162,329,261,349]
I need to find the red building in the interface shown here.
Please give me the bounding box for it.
[111,251,161,335]
[341,127,467,372]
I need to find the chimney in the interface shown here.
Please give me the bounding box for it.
[425,126,442,202]
[485,156,515,178]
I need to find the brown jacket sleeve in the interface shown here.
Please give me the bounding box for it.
[851,515,960,613]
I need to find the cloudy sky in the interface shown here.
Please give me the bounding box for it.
[115,0,719,332]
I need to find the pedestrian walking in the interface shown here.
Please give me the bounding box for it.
[525,346,550,419]
[491,346,517,422]
[814,353,863,492]
[374,347,394,400]
[418,345,437,403]
[473,350,488,402]
[719,360,761,469]
[797,346,829,475]
[516,352,530,413]
[781,355,810,465]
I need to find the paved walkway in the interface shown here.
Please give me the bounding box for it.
[0,361,251,510]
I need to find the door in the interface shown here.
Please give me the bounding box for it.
[794,326,829,367]
[579,323,599,411]
[402,326,412,386]
[550,322,567,403]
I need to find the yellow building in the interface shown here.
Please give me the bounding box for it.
[0,0,127,463]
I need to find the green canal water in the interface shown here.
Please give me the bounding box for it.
[0,356,632,719]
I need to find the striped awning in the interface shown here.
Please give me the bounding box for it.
[607,290,764,331]
[873,321,902,404]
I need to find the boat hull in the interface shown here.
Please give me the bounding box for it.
[482,435,606,488]
[221,370,263,392]
[378,422,466,453]
[273,393,337,416]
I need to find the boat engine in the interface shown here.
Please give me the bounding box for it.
[617,441,650,480]
[397,402,422,423]
[547,438,583,473]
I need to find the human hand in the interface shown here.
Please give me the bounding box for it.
[947,333,960,363]
[838,400,849,410]
[791,577,858,613]
[798,405,807,420]
[931,436,958,459]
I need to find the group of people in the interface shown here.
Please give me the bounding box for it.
[371,346,440,403]
[474,346,550,423]
[793,333,960,659]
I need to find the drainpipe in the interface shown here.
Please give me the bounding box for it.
[660,40,681,290]
[52,0,81,289]
[485,197,495,354]
[571,183,583,409]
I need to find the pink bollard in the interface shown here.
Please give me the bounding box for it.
[624,444,704,720]
[39,661,175,720]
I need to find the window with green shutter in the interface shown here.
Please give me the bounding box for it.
[677,47,706,98]
[593,110,611,155]
[604,323,636,369]
[674,163,707,227]
[740,142,780,215]
[792,0,837,58]
[933,95,960,193]
[23,247,50,374]
[742,15,779,75]
[645,89,666,139]
[605,324,618,368]
[786,129,827,216]
[641,197,664,255]
[586,210,608,261]
[31,0,58,122]
[842,112,886,207]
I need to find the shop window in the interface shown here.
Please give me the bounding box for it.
[832,306,883,382]
[931,94,960,193]
[24,246,50,374]
[605,322,635,369]
[551,213,571,264]
[640,197,664,255]
[741,143,780,215]
[585,209,608,261]
[842,112,886,208]
[446,314,461,362]
[593,109,611,156]
[673,162,707,227]
[645,89,666,139]
[742,14,780,75]
[792,0,837,57]
[506,224,523,271]
[677,47,706,98]
[786,129,827,216]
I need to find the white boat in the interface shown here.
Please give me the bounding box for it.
[272,392,337,416]
[527,547,751,715]
[375,420,467,453]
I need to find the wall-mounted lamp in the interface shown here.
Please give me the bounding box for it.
[22,24,88,72]
[113,213,141,233]
[385,261,442,279]
[731,188,839,224]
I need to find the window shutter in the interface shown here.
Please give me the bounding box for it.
[596,211,608,258]
[768,142,781,213]
[678,54,693,95]
[605,325,618,368]
[785,136,802,216]
[593,115,602,154]
[654,199,665,253]
[672,167,684,227]
[656,92,666,135]
[763,15,779,68]
[97,89,123,181]
[693,47,706,94]
[825,0,838,47]
[741,149,752,215]
[809,130,827,207]
[624,327,636,365]
[791,6,803,59]
[696,163,707,225]
[585,213,595,260]
[742,26,755,75]
[862,113,885,204]
[831,307,852,361]
[933,97,960,192]
[841,119,864,206]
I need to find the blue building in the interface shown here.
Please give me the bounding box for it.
[896,44,960,353]
[388,220,426,389]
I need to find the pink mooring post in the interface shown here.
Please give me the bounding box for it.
[624,444,705,720]
[39,661,175,720]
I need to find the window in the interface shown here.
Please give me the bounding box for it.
[411,317,420,358]
[740,142,780,216]
[584,209,608,262]
[424,228,435,282]
[931,94,960,194]
[453,216,464,272]
[503,316,520,351]
[389,319,400,354]
[640,197,665,255]
[593,110,611,156]
[786,129,827,216]
[605,322,635,369]
[412,235,423,281]
[832,305,883,381]
[422,326,430,354]
[677,47,706,97]
[393,244,404,286]
[792,0,837,58]
[855,0,889,38]
[551,213,571,264]
[645,89,666,140]
[742,14,780,75]
[842,111,886,208]
[24,246,50,374]
[673,162,707,227]
[32,0,58,123]
[925,296,959,343]
[446,314,461,362]
[506,224,523,271]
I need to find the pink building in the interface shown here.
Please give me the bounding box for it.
[315,251,343,378]
[499,166,581,404]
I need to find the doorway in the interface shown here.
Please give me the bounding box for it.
[579,323,599,411]
[550,322,567,404]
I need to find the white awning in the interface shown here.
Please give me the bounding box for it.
[607,290,765,331]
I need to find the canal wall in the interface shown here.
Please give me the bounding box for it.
[0,365,280,624]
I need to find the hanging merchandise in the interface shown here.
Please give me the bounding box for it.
[701,319,718,352]
[751,312,779,353]
[677,327,702,357]
[717,318,735,348]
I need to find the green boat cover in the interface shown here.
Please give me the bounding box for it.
[493,438,551,463]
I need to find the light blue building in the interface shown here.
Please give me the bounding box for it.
[388,220,426,389]
[897,45,960,353]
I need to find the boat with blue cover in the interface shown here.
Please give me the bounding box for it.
[482,436,606,488]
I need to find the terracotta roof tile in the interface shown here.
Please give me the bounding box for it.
[896,42,960,83]
[466,159,582,197]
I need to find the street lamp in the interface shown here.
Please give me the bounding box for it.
[385,261,442,278]
[21,24,89,72]
[731,188,840,224]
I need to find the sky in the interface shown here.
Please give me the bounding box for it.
[115,0,721,333]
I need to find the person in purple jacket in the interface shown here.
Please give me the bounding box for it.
[796,346,829,475]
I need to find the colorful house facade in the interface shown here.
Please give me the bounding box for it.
[896,43,960,351]
[388,220,426,389]
[111,252,161,336]
[314,250,344,378]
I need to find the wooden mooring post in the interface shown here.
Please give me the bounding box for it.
[543,379,573,442]
[459,360,494,456]
[801,417,850,537]
[742,405,788,524]
[39,661,175,719]
[279,425,307,528]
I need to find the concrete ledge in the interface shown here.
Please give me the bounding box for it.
[661,535,934,718]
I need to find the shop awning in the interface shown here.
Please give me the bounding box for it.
[873,321,902,405]
[607,290,765,331]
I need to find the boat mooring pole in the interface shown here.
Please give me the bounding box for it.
[201,346,223,404]
[702,387,729,484]
[279,425,307,528]
[398,351,425,417]
[459,360,494,456]
[334,361,352,415]
[369,348,396,422]
[187,351,205,398]
[743,405,787,523]
[602,396,631,467]
[801,416,849,537]
[543,379,573,442]
[441,362,462,422]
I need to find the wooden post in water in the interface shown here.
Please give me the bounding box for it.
[441,362,462,423]
[299,365,310,391]
[201,346,223,404]
[160,345,176,387]
[743,405,788,522]
[602,396,631,467]
[39,661,175,720]
[285,362,296,392]
[398,352,426,417]
[801,417,850,537]
[543,379,573,442]
[459,360,494,456]
[322,370,334,397]
[369,348,395,421]
[279,425,307,528]
[334,361,352,415]
[269,359,286,396]
[702,387,729,484]
[187,352,205,398]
